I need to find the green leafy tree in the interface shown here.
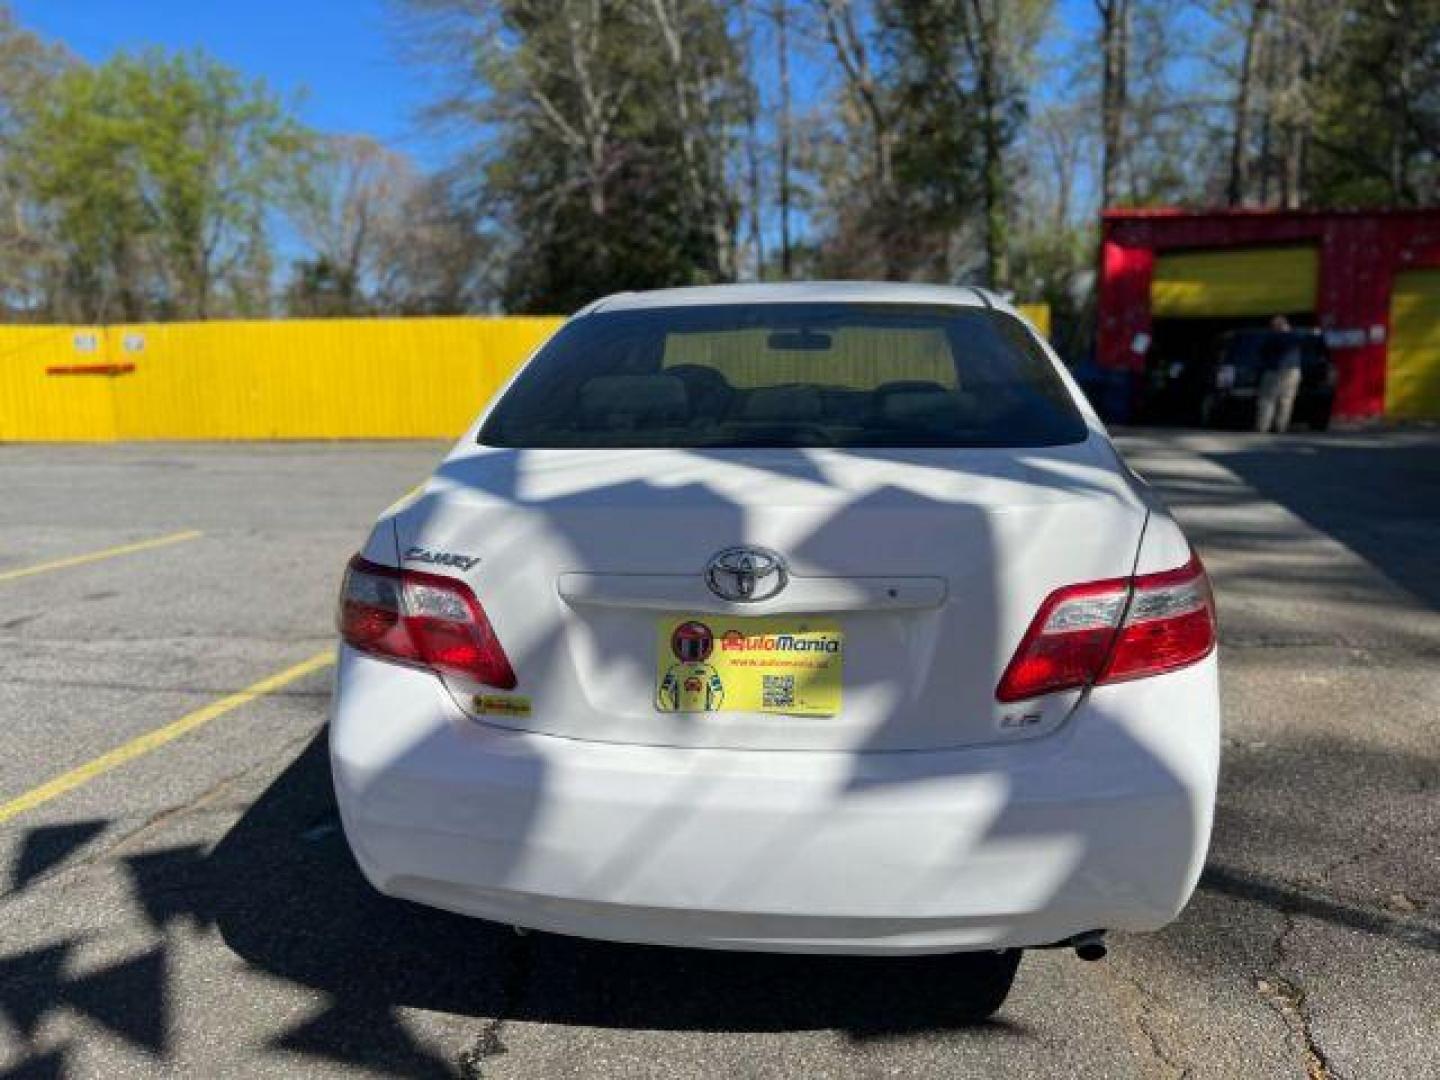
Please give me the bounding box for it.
[1308,0,1440,206]
[19,48,309,320]
[0,7,70,318]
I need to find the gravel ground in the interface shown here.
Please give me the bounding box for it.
[0,430,1435,1079]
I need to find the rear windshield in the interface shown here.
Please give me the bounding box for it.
[479,303,1087,449]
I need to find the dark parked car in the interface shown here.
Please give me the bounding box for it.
[1148,328,1336,430]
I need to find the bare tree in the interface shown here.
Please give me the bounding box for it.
[640,0,740,279]
[813,0,895,196]
[371,176,498,314]
[809,0,912,277]
[291,135,417,312]
[1030,104,1091,231]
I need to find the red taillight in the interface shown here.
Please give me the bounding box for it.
[1101,557,1216,683]
[338,556,517,689]
[997,554,1215,703]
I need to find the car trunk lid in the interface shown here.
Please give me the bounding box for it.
[392,438,1147,751]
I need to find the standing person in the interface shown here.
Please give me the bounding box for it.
[1255,315,1303,433]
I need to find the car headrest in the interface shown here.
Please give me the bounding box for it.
[664,364,734,416]
[665,364,733,391]
[737,385,823,423]
[578,375,688,428]
[878,388,974,429]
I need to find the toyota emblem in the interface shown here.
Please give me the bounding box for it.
[705,546,788,603]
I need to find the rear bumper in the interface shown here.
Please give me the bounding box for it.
[330,647,1219,955]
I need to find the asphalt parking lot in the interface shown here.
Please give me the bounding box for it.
[1,430,1437,1079]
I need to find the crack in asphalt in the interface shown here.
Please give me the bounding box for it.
[1255,913,1342,1080]
[1135,1009,1192,1080]
[1101,964,1192,1079]
[455,931,534,1080]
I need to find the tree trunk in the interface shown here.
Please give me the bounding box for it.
[1257,95,1273,206]
[775,0,792,278]
[969,0,1009,290]
[1281,124,1304,208]
[1096,0,1130,210]
[646,0,717,277]
[739,0,763,278]
[816,0,893,193]
[1227,0,1270,207]
[815,0,898,273]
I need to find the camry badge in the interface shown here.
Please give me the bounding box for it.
[705,546,788,603]
[404,545,481,571]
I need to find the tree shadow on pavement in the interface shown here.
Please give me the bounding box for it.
[1206,434,1440,611]
[9,820,107,892]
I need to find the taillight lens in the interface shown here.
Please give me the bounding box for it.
[997,554,1215,703]
[1101,557,1216,683]
[338,556,517,689]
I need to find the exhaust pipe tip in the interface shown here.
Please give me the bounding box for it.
[1073,931,1107,961]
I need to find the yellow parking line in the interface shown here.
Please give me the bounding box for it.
[0,530,203,584]
[0,649,335,826]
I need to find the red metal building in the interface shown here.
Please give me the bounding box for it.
[1097,207,1440,419]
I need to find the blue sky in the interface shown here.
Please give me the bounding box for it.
[11,0,451,165]
[10,0,1120,250]
[9,0,1111,268]
[14,2,1102,165]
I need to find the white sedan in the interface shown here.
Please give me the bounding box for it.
[330,283,1219,1019]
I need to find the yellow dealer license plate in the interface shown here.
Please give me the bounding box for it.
[655,614,843,716]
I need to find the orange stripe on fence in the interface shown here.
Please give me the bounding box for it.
[46,362,136,376]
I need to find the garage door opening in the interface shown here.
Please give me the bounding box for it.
[1140,245,1319,425]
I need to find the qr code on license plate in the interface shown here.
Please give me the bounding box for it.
[762,674,795,709]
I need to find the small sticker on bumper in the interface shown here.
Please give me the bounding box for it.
[473,694,531,718]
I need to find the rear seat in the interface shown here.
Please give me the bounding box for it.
[875,382,979,431]
[731,385,824,424]
[579,375,689,429]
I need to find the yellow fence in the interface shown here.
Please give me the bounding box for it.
[1015,302,1050,339]
[0,317,563,441]
[2,304,1052,441]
